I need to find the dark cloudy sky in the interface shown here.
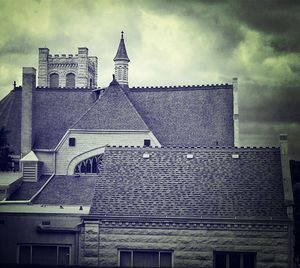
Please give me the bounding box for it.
[0,0,299,159]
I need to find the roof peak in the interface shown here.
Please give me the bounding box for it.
[113,31,130,62]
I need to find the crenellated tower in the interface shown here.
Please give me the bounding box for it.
[38,47,98,88]
[114,31,130,86]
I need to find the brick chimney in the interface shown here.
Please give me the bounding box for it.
[279,134,294,219]
[21,67,36,157]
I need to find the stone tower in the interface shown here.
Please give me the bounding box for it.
[38,47,98,88]
[114,31,130,86]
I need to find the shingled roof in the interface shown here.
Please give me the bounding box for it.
[113,31,130,62]
[72,79,149,131]
[32,87,94,149]
[32,175,97,205]
[127,85,234,147]
[0,82,234,151]
[0,88,22,154]
[90,146,287,219]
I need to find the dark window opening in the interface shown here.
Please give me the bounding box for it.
[66,73,75,88]
[19,245,70,265]
[214,251,256,268]
[119,250,172,268]
[49,73,59,88]
[69,138,76,147]
[144,139,151,147]
[74,154,103,175]
[90,78,93,88]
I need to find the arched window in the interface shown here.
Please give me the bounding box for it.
[74,154,103,174]
[90,78,93,88]
[49,73,59,88]
[66,73,75,88]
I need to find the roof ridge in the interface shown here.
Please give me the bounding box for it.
[106,145,280,150]
[36,86,93,91]
[70,95,103,129]
[130,84,231,91]
[71,82,149,131]
[118,85,150,131]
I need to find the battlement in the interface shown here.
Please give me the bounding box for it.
[130,83,232,92]
[48,54,79,58]
[106,145,279,151]
[38,47,98,88]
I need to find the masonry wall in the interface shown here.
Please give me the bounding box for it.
[80,220,290,268]
[0,214,80,265]
[55,131,160,175]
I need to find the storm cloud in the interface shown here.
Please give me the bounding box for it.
[0,0,299,159]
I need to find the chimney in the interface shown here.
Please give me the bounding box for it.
[233,77,239,147]
[38,48,49,87]
[279,134,294,219]
[77,47,89,88]
[21,67,36,157]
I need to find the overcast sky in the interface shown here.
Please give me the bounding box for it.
[0,0,299,159]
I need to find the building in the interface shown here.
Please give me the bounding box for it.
[38,47,98,88]
[0,33,295,267]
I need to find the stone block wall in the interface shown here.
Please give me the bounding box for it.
[38,47,98,88]
[80,219,291,268]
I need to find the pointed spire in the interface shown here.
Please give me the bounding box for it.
[113,31,130,62]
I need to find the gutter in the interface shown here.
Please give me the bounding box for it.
[0,173,55,205]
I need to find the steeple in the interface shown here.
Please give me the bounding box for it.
[114,31,130,86]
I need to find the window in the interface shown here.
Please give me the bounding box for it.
[50,73,59,88]
[119,250,172,268]
[144,139,151,147]
[69,137,76,147]
[66,73,75,88]
[214,251,256,268]
[74,154,103,174]
[18,245,70,265]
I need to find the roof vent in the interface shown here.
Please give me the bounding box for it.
[187,154,194,159]
[143,153,150,159]
[232,153,239,159]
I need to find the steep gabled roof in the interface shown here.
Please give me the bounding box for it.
[113,32,130,62]
[72,80,149,131]
[90,146,287,219]
[128,84,234,147]
[0,88,22,154]
[32,87,94,149]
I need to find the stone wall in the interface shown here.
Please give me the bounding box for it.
[38,47,98,88]
[80,219,291,268]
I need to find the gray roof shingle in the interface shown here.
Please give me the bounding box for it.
[0,83,234,151]
[72,82,149,131]
[32,88,95,149]
[32,175,98,205]
[90,146,287,219]
[0,88,22,154]
[113,33,130,62]
[128,85,234,147]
